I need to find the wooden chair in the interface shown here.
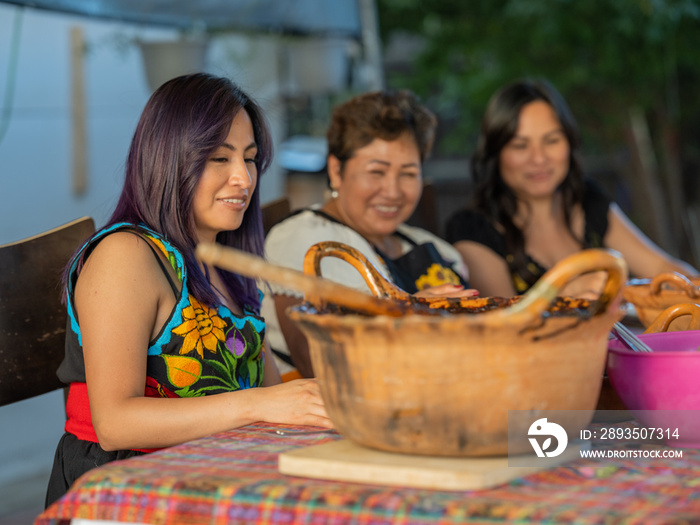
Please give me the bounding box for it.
[0,217,95,407]
[262,196,291,235]
[406,180,439,236]
[261,197,302,381]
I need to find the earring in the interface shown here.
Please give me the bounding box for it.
[330,189,338,199]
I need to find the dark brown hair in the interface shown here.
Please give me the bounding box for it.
[471,78,585,289]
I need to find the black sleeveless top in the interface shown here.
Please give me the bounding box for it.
[445,179,610,294]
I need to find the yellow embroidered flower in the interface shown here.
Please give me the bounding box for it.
[172,296,226,358]
[415,263,461,290]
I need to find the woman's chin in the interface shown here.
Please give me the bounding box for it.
[374,210,413,227]
[372,219,404,236]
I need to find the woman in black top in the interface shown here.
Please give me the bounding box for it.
[446,78,697,298]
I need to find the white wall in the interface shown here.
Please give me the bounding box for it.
[208,33,286,201]
[0,4,285,515]
[0,8,286,247]
[0,7,160,244]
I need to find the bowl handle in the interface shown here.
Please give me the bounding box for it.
[486,248,628,325]
[302,241,413,302]
[303,243,627,324]
[643,303,700,333]
[649,272,700,298]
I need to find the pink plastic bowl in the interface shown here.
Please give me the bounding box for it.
[607,330,700,447]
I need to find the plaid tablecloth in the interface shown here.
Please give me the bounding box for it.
[35,422,700,525]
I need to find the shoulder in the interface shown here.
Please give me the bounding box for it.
[71,230,166,321]
[266,209,328,238]
[77,222,181,283]
[265,209,372,263]
[264,208,388,294]
[80,231,163,280]
[267,208,351,233]
[83,223,178,267]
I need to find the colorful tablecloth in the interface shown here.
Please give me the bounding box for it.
[36,422,700,525]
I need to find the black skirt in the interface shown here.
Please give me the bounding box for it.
[45,432,144,508]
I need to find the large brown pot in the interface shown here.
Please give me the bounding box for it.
[288,243,628,457]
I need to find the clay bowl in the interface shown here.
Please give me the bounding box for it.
[289,243,628,457]
[607,324,700,448]
[623,273,700,330]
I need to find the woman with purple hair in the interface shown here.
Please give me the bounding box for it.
[46,73,330,506]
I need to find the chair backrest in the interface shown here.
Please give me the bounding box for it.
[262,196,292,235]
[406,180,439,235]
[0,217,95,407]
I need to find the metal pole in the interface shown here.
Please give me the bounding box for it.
[70,26,88,196]
[358,0,384,90]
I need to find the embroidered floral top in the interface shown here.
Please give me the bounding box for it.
[57,223,266,405]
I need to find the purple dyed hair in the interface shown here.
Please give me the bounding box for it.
[65,73,273,310]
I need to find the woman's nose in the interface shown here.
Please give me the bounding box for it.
[529,143,547,164]
[382,174,401,197]
[227,159,253,188]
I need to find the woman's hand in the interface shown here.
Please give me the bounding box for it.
[414,283,479,299]
[256,378,333,429]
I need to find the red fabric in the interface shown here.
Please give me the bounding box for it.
[64,383,98,442]
[65,382,158,453]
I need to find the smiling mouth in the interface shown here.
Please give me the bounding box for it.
[220,198,246,205]
[374,205,400,214]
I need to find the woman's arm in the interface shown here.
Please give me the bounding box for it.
[604,204,698,278]
[453,240,517,298]
[77,234,330,452]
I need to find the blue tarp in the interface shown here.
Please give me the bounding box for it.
[0,0,361,36]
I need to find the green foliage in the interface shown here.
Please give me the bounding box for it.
[377,0,700,157]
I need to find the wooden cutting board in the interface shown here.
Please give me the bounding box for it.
[279,439,585,491]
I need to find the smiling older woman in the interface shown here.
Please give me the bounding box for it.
[262,90,474,378]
